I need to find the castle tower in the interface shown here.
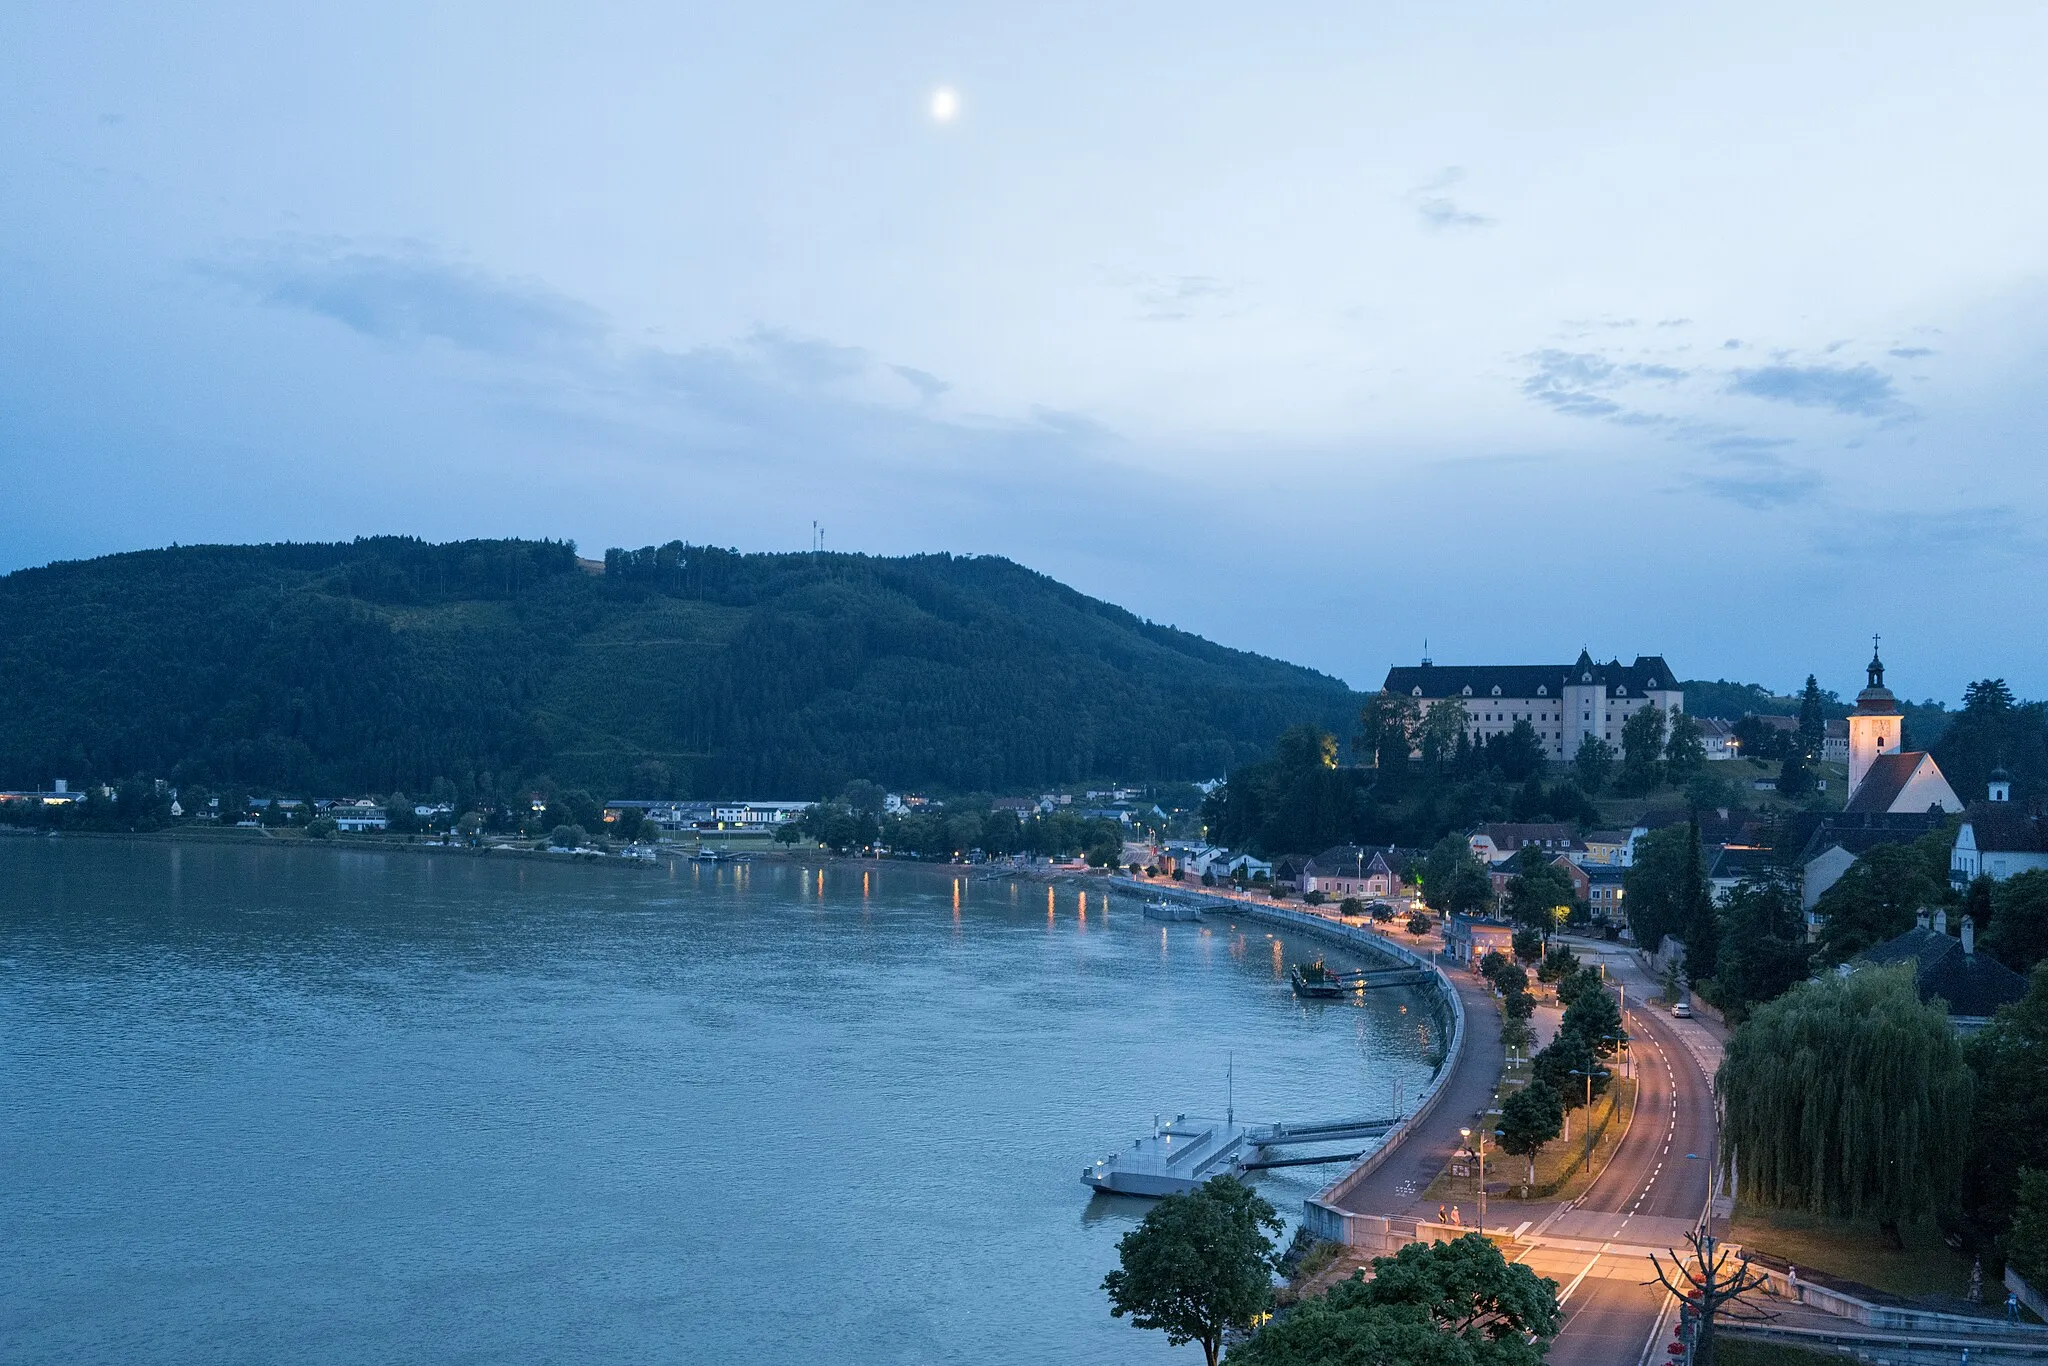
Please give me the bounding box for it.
[1847,640,1903,798]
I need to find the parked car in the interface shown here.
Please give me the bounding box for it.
[1670,1000,1692,1018]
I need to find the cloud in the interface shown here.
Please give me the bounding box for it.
[1888,346,1936,359]
[1816,504,2032,560]
[1689,441,1822,509]
[209,241,605,357]
[891,365,951,401]
[1130,273,1232,321]
[1410,167,1493,231]
[1726,362,1904,417]
[1519,349,1694,425]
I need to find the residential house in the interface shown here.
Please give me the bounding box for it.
[1581,830,1631,867]
[333,801,387,832]
[1585,865,1626,926]
[1299,846,1410,900]
[990,798,1039,820]
[1824,719,1848,765]
[1707,846,1777,904]
[1226,853,1274,882]
[1849,909,2027,1031]
[1792,810,1951,920]
[1444,913,1518,966]
[1381,651,1684,763]
[1469,823,1585,865]
[1950,770,2048,886]
[1698,716,1739,761]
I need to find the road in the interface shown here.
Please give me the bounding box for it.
[1536,941,1725,1366]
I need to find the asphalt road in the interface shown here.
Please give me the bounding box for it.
[1538,946,1725,1366]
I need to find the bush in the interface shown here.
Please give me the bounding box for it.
[1201,871,1216,887]
[1304,890,1326,905]
[1339,897,1363,916]
[306,816,337,840]
[1269,884,1289,900]
[551,823,585,849]
[1406,913,1432,937]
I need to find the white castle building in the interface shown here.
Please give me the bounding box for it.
[1380,650,1683,762]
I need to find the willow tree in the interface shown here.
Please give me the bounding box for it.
[1718,965,1972,1245]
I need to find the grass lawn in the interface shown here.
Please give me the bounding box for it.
[1730,1207,1975,1302]
[1422,1055,1638,1207]
[1715,1338,1845,1366]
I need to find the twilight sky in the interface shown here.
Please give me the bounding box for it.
[4,3,2045,701]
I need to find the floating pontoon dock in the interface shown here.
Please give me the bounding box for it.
[1082,1113,1398,1197]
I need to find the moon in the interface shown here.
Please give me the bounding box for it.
[930,87,959,123]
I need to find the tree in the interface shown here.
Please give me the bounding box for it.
[1680,817,1720,983]
[306,815,337,839]
[1484,720,1547,782]
[1733,715,1789,762]
[1712,864,1812,1019]
[1813,829,1956,965]
[1537,945,1579,984]
[1561,979,1624,1056]
[1798,674,1828,761]
[456,810,485,843]
[1497,1080,1564,1189]
[2010,1170,2048,1286]
[1423,834,1493,916]
[1987,870,2048,975]
[1533,1029,1605,1109]
[1962,966,2048,1255]
[1503,860,1575,933]
[1619,704,1668,794]
[550,823,585,849]
[1777,749,1814,800]
[1719,965,1972,1247]
[1407,912,1433,936]
[1573,734,1614,795]
[1101,1175,1282,1366]
[1478,950,1516,986]
[1665,710,1707,780]
[1648,1229,1775,1366]
[1235,1233,1560,1366]
[1625,825,1704,954]
[1418,697,1471,773]
[1358,692,1420,772]
[1511,927,1543,963]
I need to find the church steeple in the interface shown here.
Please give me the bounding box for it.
[1867,634,1886,692]
[1848,636,1905,800]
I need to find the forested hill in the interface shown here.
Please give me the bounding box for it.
[0,538,1358,799]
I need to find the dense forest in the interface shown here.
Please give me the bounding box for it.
[0,537,1359,799]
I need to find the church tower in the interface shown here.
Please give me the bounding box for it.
[1847,641,1904,797]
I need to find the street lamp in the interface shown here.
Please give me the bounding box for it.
[1460,1124,1487,1236]
[1566,1068,1612,1173]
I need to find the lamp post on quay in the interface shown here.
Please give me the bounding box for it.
[1460,1124,1487,1236]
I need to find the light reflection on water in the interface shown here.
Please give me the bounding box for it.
[0,839,1435,1365]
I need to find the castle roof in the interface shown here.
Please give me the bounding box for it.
[1383,655,1677,700]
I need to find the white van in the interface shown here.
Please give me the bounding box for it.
[1671,1000,1692,1019]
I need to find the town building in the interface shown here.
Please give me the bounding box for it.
[1699,716,1739,761]
[1843,647,1961,814]
[1381,651,1683,762]
[1580,830,1632,867]
[1823,719,1848,765]
[1468,823,1585,865]
[1443,913,1518,966]
[1950,769,2048,886]
[1298,846,1409,900]
[1585,865,1626,926]
[1849,910,2027,1031]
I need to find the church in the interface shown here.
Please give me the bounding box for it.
[1841,645,1962,816]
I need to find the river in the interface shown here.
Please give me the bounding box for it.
[0,838,1436,1364]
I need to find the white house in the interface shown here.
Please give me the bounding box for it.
[1381,651,1683,763]
[1951,770,2048,885]
[1469,823,1584,865]
[1699,716,1739,761]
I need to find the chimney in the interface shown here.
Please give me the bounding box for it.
[53,779,67,794]
[1964,915,1977,957]
[1933,909,1948,936]
[1916,908,1931,931]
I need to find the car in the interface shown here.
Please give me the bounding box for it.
[1670,1000,1692,1018]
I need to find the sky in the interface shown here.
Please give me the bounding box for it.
[4,2,2046,703]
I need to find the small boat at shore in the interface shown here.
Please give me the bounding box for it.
[1290,960,1346,999]
[1142,901,1202,922]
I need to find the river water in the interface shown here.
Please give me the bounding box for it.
[0,839,1436,1365]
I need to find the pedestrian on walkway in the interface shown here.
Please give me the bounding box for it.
[2009,1291,2021,1324]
